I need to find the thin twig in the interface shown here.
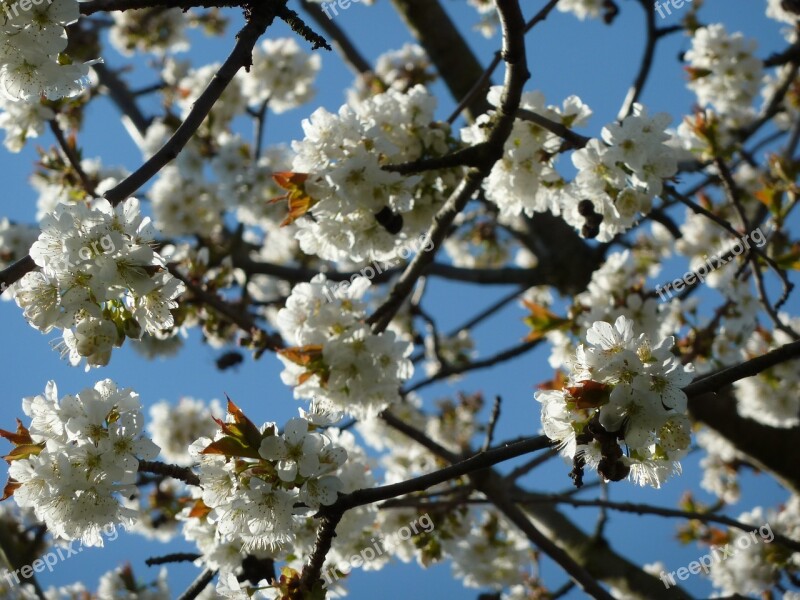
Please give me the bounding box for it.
[137,460,201,486]
[404,338,542,393]
[92,63,151,138]
[177,568,217,600]
[48,120,97,196]
[445,0,561,124]
[515,108,590,148]
[146,553,203,566]
[618,0,659,119]
[253,98,269,159]
[504,448,560,481]
[168,265,284,351]
[276,4,331,50]
[516,493,800,553]
[481,396,502,452]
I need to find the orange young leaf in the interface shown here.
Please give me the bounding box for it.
[297,371,316,386]
[1,477,20,501]
[754,186,783,215]
[566,380,611,409]
[277,344,324,366]
[212,416,236,437]
[3,443,44,462]
[773,243,800,271]
[188,498,212,519]
[271,172,314,226]
[684,66,712,81]
[0,419,32,446]
[224,395,262,449]
[522,300,569,341]
[537,371,569,391]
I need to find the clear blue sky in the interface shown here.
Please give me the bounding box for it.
[0,1,796,598]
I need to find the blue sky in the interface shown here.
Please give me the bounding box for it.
[0,1,797,598]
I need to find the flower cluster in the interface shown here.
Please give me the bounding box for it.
[2,380,159,547]
[148,397,223,467]
[174,61,247,137]
[536,315,695,488]
[144,38,320,239]
[569,249,678,344]
[684,24,763,124]
[708,497,800,596]
[188,402,347,556]
[733,316,800,429]
[0,217,39,270]
[466,0,500,37]
[556,0,603,21]
[241,37,320,113]
[461,87,591,220]
[109,7,190,56]
[276,274,413,419]
[562,103,679,241]
[289,84,456,263]
[347,43,436,104]
[0,557,171,599]
[0,94,54,152]
[446,511,531,589]
[767,0,800,30]
[0,0,93,101]
[697,428,744,504]
[14,198,184,368]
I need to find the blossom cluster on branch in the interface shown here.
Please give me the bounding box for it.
[536,316,694,488]
[0,0,92,102]
[13,198,184,368]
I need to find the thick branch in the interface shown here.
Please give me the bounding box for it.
[80,0,239,15]
[299,434,552,591]
[380,416,690,599]
[684,339,800,398]
[689,387,800,495]
[92,63,151,138]
[137,460,201,486]
[104,2,283,205]
[367,0,530,332]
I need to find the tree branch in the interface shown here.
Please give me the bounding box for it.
[104,2,283,205]
[367,0,530,332]
[137,460,201,486]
